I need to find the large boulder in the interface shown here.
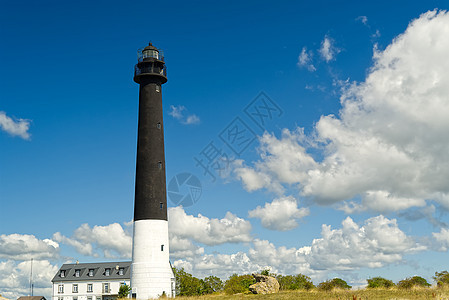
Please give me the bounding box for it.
[249,273,280,294]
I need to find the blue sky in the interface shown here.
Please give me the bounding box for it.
[2,0,449,298]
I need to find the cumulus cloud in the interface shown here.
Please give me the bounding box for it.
[168,105,200,125]
[319,35,339,62]
[0,259,58,299]
[169,235,204,259]
[248,196,309,231]
[249,215,423,272]
[432,228,449,251]
[306,215,424,270]
[52,232,95,257]
[174,251,257,279]
[54,222,132,259]
[233,128,316,194]
[54,207,250,260]
[0,111,31,139]
[173,215,422,280]
[0,234,59,261]
[297,47,316,72]
[168,206,252,245]
[234,10,449,219]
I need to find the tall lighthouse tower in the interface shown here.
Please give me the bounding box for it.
[131,43,174,299]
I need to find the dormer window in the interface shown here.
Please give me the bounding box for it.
[60,270,65,278]
[105,268,110,276]
[88,269,94,277]
[119,268,124,276]
[75,269,80,277]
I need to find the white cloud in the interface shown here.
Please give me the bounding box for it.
[168,206,252,245]
[0,234,59,261]
[169,235,204,259]
[0,111,31,139]
[306,215,424,270]
[356,16,368,26]
[168,105,185,119]
[0,259,58,300]
[234,10,449,218]
[168,105,200,125]
[297,47,316,72]
[432,228,449,251]
[340,191,426,214]
[55,207,251,259]
[319,35,339,62]
[233,128,316,194]
[173,215,422,280]
[248,196,309,231]
[185,114,200,125]
[54,223,132,259]
[52,232,95,257]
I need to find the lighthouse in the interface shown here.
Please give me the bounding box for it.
[131,43,175,299]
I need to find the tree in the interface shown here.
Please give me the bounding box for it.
[367,277,395,288]
[224,274,255,294]
[317,278,351,291]
[118,284,131,298]
[433,271,449,287]
[202,275,223,294]
[173,267,203,296]
[397,276,431,289]
[276,274,315,290]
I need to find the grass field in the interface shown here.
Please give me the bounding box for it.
[171,287,449,299]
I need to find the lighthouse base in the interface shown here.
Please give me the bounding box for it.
[131,219,175,299]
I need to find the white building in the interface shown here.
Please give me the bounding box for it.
[51,262,131,300]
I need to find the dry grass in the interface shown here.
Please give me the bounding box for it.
[172,287,449,300]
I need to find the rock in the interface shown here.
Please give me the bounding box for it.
[249,273,280,294]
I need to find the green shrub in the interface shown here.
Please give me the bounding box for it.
[367,277,395,288]
[260,269,270,276]
[276,274,315,290]
[224,274,255,294]
[433,271,449,287]
[317,278,351,291]
[397,276,431,289]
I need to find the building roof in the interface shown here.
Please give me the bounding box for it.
[17,297,46,300]
[51,261,131,282]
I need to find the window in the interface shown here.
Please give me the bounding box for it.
[103,283,110,293]
[160,202,163,210]
[105,268,110,276]
[158,161,162,169]
[161,244,164,251]
[88,269,94,277]
[60,270,65,278]
[58,297,63,300]
[73,284,78,293]
[119,268,124,276]
[155,85,160,93]
[156,122,161,129]
[58,284,64,294]
[87,297,92,300]
[73,297,77,300]
[87,283,93,292]
[75,269,80,277]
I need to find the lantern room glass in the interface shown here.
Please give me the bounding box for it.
[143,49,159,59]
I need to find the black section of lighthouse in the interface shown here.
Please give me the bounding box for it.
[133,43,168,221]
[131,43,174,299]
